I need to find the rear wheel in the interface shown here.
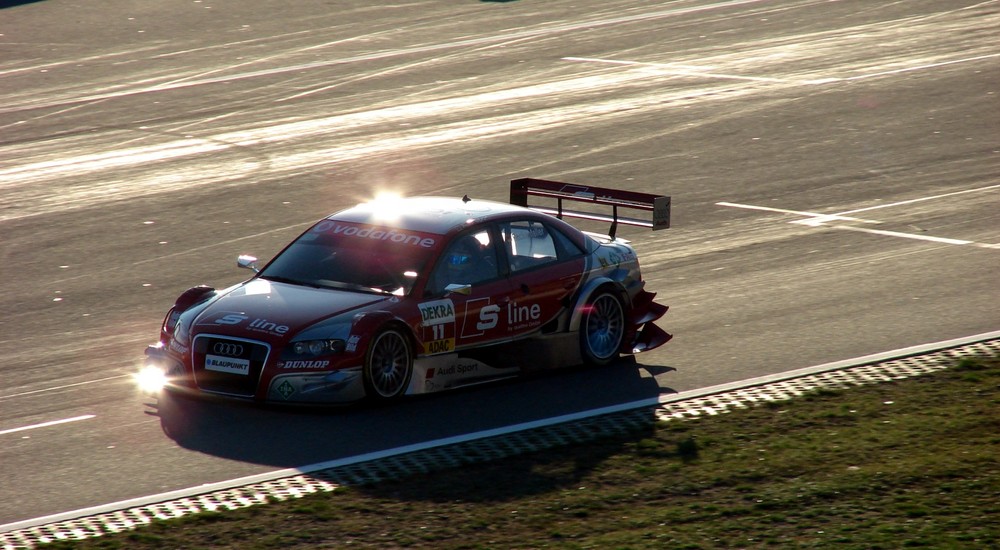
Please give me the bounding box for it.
[580,291,626,366]
[363,329,413,400]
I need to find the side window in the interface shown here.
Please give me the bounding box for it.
[426,229,499,294]
[501,220,581,273]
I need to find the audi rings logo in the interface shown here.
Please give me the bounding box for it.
[213,342,244,356]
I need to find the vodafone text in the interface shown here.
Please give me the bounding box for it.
[314,222,436,248]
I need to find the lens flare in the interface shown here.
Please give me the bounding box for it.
[134,365,168,394]
[365,191,406,222]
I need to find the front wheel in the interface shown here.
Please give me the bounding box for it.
[363,328,413,401]
[580,291,627,366]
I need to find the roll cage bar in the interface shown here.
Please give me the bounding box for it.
[509,178,670,240]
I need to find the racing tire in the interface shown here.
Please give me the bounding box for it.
[580,290,626,367]
[363,328,414,401]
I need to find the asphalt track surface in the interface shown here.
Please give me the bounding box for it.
[1,0,998,526]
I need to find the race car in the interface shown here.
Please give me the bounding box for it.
[140,178,672,405]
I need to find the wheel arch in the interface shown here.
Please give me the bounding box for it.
[358,314,418,401]
[567,277,629,334]
[351,311,419,355]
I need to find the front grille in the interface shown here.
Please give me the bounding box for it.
[192,335,270,397]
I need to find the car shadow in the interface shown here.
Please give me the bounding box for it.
[0,0,45,8]
[147,358,675,469]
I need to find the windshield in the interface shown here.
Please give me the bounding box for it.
[259,220,440,295]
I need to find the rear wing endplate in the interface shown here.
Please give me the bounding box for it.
[510,178,670,239]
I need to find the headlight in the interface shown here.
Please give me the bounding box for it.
[161,307,182,335]
[172,315,191,346]
[134,365,168,394]
[286,339,345,359]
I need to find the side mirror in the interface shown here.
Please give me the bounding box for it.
[444,283,472,296]
[237,255,259,273]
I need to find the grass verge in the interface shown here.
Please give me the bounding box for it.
[49,356,999,549]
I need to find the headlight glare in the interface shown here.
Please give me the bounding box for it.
[134,365,168,394]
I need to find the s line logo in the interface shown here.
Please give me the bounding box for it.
[477,305,501,330]
[215,313,248,325]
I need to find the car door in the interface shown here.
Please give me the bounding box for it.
[419,226,514,355]
[498,219,586,339]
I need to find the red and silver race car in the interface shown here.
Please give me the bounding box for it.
[141,178,672,405]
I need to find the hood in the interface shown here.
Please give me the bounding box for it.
[191,278,387,343]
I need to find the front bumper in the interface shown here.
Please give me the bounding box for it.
[143,344,366,405]
[144,344,188,387]
[266,368,366,404]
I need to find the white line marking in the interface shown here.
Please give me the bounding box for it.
[830,225,972,245]
[0,415,96,436]
[0,376,129,400]
[833,184,1000,216]
[717,199,999,249]
[837,53,1000,82]
[715,202,881,224]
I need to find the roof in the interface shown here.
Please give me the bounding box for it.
[328,196,532,235]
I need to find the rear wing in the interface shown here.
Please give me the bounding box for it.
[509,178,670,239]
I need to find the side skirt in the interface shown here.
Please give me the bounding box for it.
[406,333,582,395]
